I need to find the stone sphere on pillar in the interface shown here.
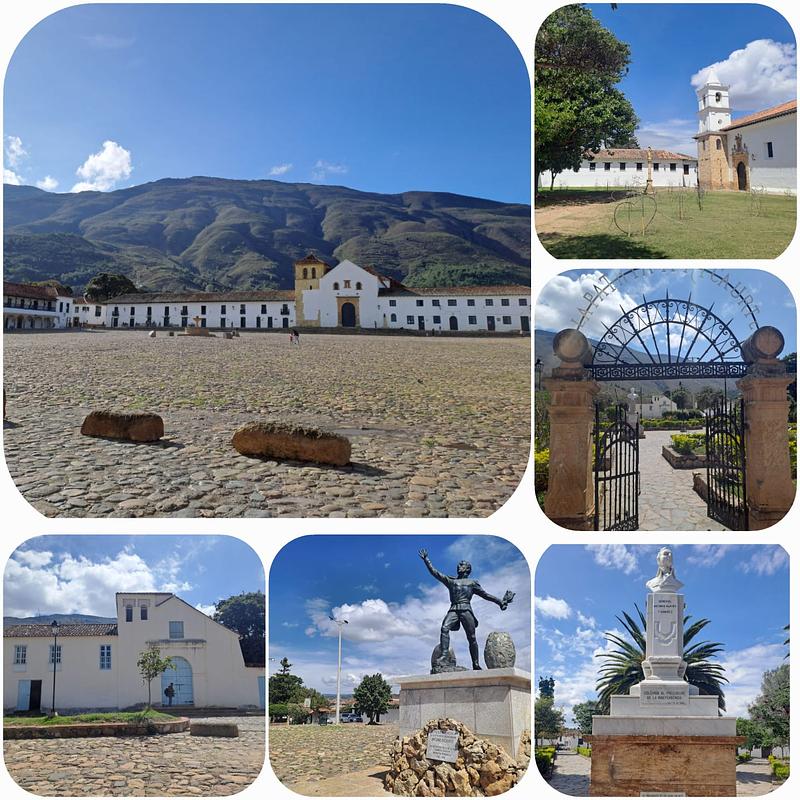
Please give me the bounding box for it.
[742,326,784,363]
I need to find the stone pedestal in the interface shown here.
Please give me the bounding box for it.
[396,668,530,758]
[737,373,795,529]
[543,370,600,530]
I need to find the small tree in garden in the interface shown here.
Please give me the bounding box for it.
[137,645,175,708]
[353,673,392,724]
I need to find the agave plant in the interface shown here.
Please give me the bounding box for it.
[596,604,727,714]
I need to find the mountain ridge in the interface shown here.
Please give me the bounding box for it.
[3,177,531,293]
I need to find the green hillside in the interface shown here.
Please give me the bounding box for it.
[4,178,531,292]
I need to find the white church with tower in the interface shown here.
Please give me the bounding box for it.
[694,69,796,193]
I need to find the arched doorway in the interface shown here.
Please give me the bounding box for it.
[161,656,193,705]
[341,302,356,328]
[449,316,458,331]
[737,161,748,191]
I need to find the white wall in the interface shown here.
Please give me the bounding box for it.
[384,295,530,332]
[551,160,698,189]
[106,300,294,329]
[302,260,384,328]
[740,115,797,192]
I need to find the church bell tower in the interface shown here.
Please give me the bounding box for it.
[694,69,732,190]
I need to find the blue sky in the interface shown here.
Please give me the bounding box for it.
[535,545,789,721]
[269,535,530,693]
[3,4,530,202]
[4,535,264,618]
[536,268,798,353]
[587,3,796,154]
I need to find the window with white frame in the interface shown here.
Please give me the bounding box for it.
[169,621,184,639]
[100,645,112,670]
[49,644,62,665]
[14,645,27,665]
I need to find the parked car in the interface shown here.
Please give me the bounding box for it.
[340,711,363,723]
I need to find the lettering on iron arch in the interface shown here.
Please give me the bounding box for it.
[590,363,750,381]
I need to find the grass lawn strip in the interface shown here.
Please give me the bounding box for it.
[5,710,177,726]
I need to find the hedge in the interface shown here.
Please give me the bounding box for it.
[535,746,557,779]
[577,745,592,758]
[770,759,790,781]
[535,449,549,493]
[671,433,705,455]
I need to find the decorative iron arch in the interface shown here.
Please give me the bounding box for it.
[590,292,749,381]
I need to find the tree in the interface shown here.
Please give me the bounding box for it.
[213,591,265,666]
[137,645,175,708]
[84,272,138,301]
[695,386,725,411]
[268,657,304,704]
[353,673,392,724]
[596,605,727,714]
[572,699,600,736]
[538,675,556,698]
[736,717,771,752]
[671,386,692,410]
[535,696,565,745]
[748,663,789,747]
[534,5,637,190]
[782,353,796,422]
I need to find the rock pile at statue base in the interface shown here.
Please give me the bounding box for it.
[384,718,530,797]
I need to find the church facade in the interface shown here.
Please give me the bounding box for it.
[4,592,265,713]
[72,255,531,334]
[694,70,797,192]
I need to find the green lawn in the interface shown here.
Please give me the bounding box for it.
[4,709,178,726]
[535,188,796,259]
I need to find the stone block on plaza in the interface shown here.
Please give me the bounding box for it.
[80,410,164,443]
[231,421,351,466]
[384,717,529,797]
[190,721,239,737]
[484,632,516,669]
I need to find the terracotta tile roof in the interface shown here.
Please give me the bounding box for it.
[108,290,296,304]
[4,623,118,637]
[379,284,530,297]
[294,253,331,267]
[3,281,60,301]
[586,148,696,161]
[722,99,797,131]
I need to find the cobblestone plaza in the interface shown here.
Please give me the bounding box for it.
[3,331,530,518]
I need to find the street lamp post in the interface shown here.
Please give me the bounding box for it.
[535,358,543,392]
[329,615,349,724]
[50,620,59,716]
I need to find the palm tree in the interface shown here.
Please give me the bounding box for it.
[596,605,727,714]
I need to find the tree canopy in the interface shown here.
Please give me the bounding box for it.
[136,645,174,708]
[535,4,638,189]
[538,675,556,698]
[268,657,305,704]
[353,673,393,724]
[535,696,565,744]
[213,591,265,666]
[572,699,600,736]
[84,272,138,301]
[748,663,789,747]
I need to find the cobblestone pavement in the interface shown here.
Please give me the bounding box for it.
[638,430,727,531]
[543,752,777,796]
[268,722,397,787]
[3,715,265,796]
[3,331,530,517]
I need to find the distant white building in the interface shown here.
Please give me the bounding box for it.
[548,148,698,189]
[639,394,678,419]
[3,282,73,330]
[694,70,796,193]
[4,592,265,713]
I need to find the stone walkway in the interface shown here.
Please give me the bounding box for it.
[3,715,264,796]
[637,430,727,531]
[268,722,398,788]
[543,751,778,796]
[3,331,530,517]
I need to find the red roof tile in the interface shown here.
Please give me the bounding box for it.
[722,100,797,131]
[4,623,118,637]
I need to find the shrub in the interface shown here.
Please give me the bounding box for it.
[770,759,789,781]
[737,752,752,763]
[535,449,550,493]
[789,433,797,480]
[577,745,592,758]
[671,433,705,455]
[535,746,557,778]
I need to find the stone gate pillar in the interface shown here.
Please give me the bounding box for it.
[543,329,600,530]
[737,326,796,530]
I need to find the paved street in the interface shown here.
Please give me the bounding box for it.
[637,430,727,531]
[268,722,397,788]
[3,331,530,518]
[3,715,264,796]
[542,751,778,796]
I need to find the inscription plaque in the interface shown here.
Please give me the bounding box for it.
[426,730,459,763]
[640,684,690,706]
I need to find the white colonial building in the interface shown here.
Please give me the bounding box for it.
[548,148,698,189]
[694,69,796,192]
[3,282,74,330]
[83,255,531,334]
[639,393,678,419]
[4,592,265,713]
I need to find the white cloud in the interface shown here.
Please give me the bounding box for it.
[692,40,797,110]
[5,135,27,168]
[536,595,572,619]
[36,175,59,192]
[281,621,299,628]
[585,544,638,575]
[269,162,293,176]
[634,118,697,159]
[739,546,788,576]
[72,140,132,192]
[311,160,349,181]
[195,603,216,617]
[14,550,54,568]
[3,168,23,185]
[687,545,734,567]
[719,643,786,717]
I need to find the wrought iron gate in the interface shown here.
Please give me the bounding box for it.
[594,405,640,530]
[705,399,748,530]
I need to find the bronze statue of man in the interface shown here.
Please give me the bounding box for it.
[419,549,514,670]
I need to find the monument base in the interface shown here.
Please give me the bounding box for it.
[587,734,744,796]
[396,668,530,758]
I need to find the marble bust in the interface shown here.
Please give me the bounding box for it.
[646,547,684,593]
